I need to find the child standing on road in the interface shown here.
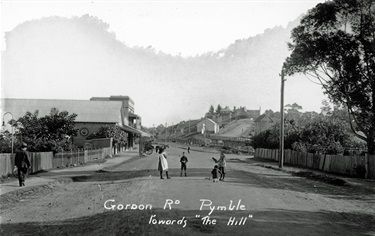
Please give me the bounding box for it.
[180,152,188,177]
[158,147,170,179]
[211,165,221,182]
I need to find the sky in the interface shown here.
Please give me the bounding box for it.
[1,0,327,127]
[1,0,325,56]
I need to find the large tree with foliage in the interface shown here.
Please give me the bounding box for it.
[285,103,303,124]
[284,0,375,154]
[320,99,333,116]
[298,111,321,127]
[294,119,351,154]
[251,116,357,155]
[14,108,78,152]
[215,104,222,115]
[208,105,215,115]
[86,125,127,147]
[0,131,15,153]
[251,122,300,150]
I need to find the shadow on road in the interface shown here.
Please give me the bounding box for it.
[226,157,375,201]
[71,168,216,182]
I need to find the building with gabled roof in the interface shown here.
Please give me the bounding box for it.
[2,98,122,124]
[1,97,149,148]
[247,109,261,120]
[254,114,275,134]
[197,118,219,134]
[233,107,261,120]
[220,106,232,115]
[176,119,201,135]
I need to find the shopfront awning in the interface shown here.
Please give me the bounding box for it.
[128,113,141,119]
[118,125,151,137]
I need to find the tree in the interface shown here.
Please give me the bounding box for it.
[284,0,375,154]
[215,104,222,115]
[0,131,14,153]
[298,111,321,127]
[264,109,274,117]
[251,115,354,154]
[250,122,300,150]
[285,103,303,124]
[156,124,165,133]
[208,105,215,115]
[320,99,332,116]
[285,103,302,112]
[86,125,127,147]
[15,108,78,152]
[250,129,279,149]
[295,119,352,154]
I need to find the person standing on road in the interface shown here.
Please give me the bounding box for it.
[14,142,31,187]
[158,147,170,179]
[180,152,188,177]
[218,151,226,181]
[187,146,190,154]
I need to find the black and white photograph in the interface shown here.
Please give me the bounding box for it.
[1,0,374,235]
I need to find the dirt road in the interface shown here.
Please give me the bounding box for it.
[1,144,374,235]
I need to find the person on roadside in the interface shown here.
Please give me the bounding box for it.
[14,142,31,187]
[187,146,190,154]
[158,147,170,179]
[180,152,188,177]
[217,151,227,181]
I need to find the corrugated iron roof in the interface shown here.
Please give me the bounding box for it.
[1,98,122,123]
[254,114,273,123]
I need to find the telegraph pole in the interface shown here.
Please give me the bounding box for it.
[189,119,190,133]
[279,68,286,169]
[204,117,207,146]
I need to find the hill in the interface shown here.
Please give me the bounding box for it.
[2,14,325,126]
[215,119,254,138]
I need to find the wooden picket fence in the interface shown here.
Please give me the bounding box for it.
[254,148,375,179]
[0,147,112,177]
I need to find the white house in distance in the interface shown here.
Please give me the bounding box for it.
[196,118,219,134]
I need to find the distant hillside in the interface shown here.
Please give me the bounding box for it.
[2,14,324,126]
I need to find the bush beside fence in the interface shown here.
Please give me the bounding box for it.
[0,147,114,177]
[254,148,375,179]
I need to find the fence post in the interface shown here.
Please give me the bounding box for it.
[61,150,64,167]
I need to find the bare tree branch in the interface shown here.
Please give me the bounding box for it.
[346,106,367,141]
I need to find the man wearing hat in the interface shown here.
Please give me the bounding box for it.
[14,142,31,187]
